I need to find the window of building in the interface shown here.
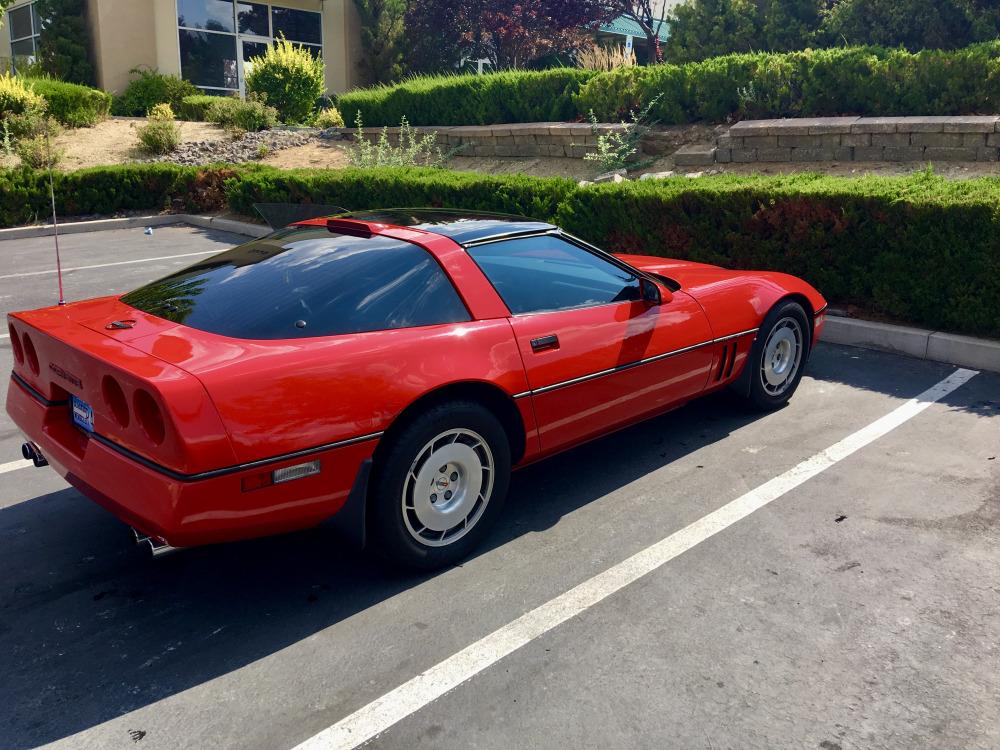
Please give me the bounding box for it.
[7,2,42,67]
[466,235,641,315]
[177,1,323,95]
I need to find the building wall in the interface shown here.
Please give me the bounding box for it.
[0,0,31,66]
[3,0,362,94]
[89,0,159,92]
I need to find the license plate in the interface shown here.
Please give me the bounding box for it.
[71,395,94,433]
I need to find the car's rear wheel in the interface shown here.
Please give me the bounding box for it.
[369,400,511,570]
[744,300,810,411]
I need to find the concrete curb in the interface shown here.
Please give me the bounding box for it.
[1,217,996,373]
[823,314,1000,373]
[0,214,268,241]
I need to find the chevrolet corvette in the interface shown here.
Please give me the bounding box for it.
[7,210,826,568]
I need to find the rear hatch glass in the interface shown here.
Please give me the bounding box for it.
[121,227,469,340]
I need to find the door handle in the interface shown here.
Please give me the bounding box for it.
[530,334,559,352]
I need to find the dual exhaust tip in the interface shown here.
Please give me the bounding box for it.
[21,441,47,468]
[130,528,177,558]
[20,441,177,558]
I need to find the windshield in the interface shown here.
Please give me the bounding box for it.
[121,227,470,339]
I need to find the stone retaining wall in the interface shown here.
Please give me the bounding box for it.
[355,116,1000,164]
[676,116,1000,166]
[354,123,682,158]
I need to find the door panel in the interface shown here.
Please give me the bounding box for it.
[512,291,715,454]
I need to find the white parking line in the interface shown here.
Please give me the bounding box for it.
[0,250,219,280]
[292,367,979,750]
[0,459,33,475]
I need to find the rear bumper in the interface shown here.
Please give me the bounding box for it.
[6,375,378,547]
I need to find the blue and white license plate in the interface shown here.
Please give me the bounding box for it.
[71,395,94,433]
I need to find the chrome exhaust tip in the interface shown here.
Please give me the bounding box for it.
[130,528,178,558]
[21,442,48,467]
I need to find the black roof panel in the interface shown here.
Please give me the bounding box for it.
[339,208,555,245]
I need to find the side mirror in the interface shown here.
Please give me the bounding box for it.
[640,277,670,306]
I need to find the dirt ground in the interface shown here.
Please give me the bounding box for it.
[0,118,230,171]
[6,117,1000,181]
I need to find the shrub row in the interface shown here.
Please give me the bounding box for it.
[336,68,596,127]
[577,42,1000,122]
[1,165,997,338]
[0,164,235,225]
[338,43,1000,126]
[23,78,112,127]
[178,94,219,121]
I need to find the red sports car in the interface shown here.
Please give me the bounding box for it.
[7,210,826,568]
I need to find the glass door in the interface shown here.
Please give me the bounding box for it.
[235,2,271,97]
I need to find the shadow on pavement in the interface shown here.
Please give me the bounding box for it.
[1,342,994,747]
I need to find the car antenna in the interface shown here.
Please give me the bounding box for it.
[45,121,66,306]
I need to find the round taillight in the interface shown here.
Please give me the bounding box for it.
[8,324,23,365]
[22,333,39,375]
[134,389,165,444]
[102,376,130,428]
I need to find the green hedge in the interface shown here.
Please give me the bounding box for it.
[576,43,1000,122]
[336,69,596,127]
[177,94,220,121]
[2,165,998,338]
[24,78,111,127]
[0,164,235,226]
[338,43,1000,126]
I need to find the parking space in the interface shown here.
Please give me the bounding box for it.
[1,227,997,750]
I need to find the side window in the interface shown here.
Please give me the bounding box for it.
[466,234,641,315]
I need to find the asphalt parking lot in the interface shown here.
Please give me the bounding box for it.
[1,225,998,750]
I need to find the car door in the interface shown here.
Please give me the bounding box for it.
[465,233,715,455]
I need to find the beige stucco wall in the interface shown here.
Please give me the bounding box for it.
[88,0,159,93]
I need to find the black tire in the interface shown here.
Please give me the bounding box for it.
[743,300,810,411]
[369,400,511,570]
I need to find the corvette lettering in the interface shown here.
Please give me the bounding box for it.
[48,363,83,389]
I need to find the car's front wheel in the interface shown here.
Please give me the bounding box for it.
[369,400,511,570]
[743,300,810,411]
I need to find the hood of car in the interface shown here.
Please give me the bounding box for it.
[614,254,751,296]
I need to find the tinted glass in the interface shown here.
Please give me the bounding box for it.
[179,29,238,89]
[177,0,235,31]
[242,40,268,64]
[9,5,33,39]
[271,6,321,44]
[237,1,268,35]
[467,235,641,315]
[121,228,470,339]
[11,38,36,59]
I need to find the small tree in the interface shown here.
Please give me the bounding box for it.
[245,37,324,124]
[353,0,407,84]
[820,0,993,51]
[35,0,95,85]
[405,0,619,71]
[762,0,825,52]
[664,0,761,63]
[606,0,669,64]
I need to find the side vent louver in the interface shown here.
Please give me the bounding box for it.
[715,343,738,382]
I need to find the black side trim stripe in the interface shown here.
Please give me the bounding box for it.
[512,328,758,399]
[91,430,385,483]
[13,372,384,481]
[815,304,828,316]
[11,372,68,407]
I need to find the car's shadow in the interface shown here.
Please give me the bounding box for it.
[1,343,993,748]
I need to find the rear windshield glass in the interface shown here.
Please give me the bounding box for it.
[121,227,470,339]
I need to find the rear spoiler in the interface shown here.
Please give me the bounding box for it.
[253,203,349,230]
